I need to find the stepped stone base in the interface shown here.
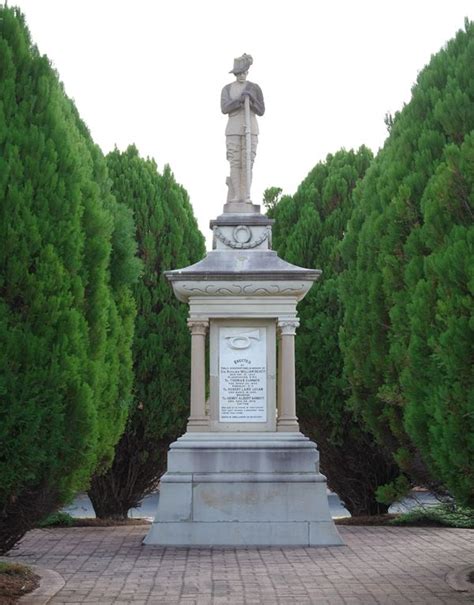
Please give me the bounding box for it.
[144,432,343,547]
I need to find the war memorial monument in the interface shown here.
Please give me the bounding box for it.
[145,54,343,547]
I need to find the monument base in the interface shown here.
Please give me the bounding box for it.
[144,432,343,547]
[223,201,261,214]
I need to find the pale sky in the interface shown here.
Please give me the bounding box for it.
[9,0,473,247]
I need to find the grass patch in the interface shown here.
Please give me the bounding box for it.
[0,562,40,604]
[0,562,25,574]
[389,505,474,528]
[334,505,474,528]
[335,514,398,526]
[37,512,150,528]
[68,517,150,527]
[37,511,75,528]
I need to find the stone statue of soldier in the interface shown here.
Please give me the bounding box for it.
[221,54,265,204]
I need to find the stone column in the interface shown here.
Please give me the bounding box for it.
[187,319,209,431]
[277,319,300,432]
[277,330,283,422]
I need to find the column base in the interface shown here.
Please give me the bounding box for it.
[186,417,209,431]
[277,416,300,431]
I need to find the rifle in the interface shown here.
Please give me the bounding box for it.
[244,94,252,202]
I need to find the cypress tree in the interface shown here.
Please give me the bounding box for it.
[88,146,205,519]
[402,136,474,504]
[269,148,400,515]
[340,21,473,503]
[73,125,140,476]
[0,7,139,553]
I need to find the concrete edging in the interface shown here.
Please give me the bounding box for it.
[446,566,474,593]
[19,564,65,604]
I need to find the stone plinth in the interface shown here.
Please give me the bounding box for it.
[144,432,342,546]
[144,208,343,547]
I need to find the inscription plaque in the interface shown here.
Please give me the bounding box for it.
[219,327,267,422]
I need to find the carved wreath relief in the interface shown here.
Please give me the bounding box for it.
[214,225,271,249]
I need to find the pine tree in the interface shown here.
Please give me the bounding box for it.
[0,7,139,553]
[269,148,400,515]
[73,126,141,477]
[340,21,474,503]
[402,136,474,504]
[88,146,205,519]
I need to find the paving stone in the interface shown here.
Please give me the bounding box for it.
[5,526,474,604]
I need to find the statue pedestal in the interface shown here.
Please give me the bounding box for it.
[144,209,343,547]
[223,201,261,214]
[144,432,342,546]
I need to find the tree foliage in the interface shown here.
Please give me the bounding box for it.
[268,148,400,515]
[88,146,205,519]
[340,21,474,504]
[0,7,139,553]
[262,186,283,211]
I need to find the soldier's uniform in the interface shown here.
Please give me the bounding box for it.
[221,55,265,202]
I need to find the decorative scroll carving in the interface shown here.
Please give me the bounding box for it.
[182,283,306,296]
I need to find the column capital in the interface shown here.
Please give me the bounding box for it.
[187,319,209,336]
[278,319,300,336]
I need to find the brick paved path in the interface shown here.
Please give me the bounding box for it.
[6,525,474,604]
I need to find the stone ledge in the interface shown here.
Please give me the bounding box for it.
[170,431,316,446]
[165,250,321,281]
[210,214,274,227]
[222,202,261,214]
[144,520,343,547]
[163,472,326,483]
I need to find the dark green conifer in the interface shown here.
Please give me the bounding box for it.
[340,21,474,503]
[0,7,139,553]
[402,136,474,504]
[269,148,399,515]
[88,146,205,519]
